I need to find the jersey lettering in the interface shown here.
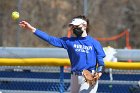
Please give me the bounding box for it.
[73,44,92,53]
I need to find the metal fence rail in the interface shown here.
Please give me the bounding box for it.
[0,47,140,61]
[0,90,67,93]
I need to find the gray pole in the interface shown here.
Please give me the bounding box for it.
[0,13,3,46]
[83,0,88,16]
[16,0,22,47]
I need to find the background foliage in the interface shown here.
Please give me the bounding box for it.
[0,0,140,48]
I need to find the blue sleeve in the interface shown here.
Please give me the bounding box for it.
[34,29,68,49]
[94,40,106,72]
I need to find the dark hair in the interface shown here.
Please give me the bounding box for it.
[73,15,90,34]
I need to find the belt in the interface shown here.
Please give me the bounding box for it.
[71,70,95,76]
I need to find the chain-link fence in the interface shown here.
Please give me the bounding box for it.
[0,66,68,93]
[0,47,140,93]
[0,66,139,93]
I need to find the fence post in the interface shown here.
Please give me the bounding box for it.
[0,13,3,46]
[60,66,64,93]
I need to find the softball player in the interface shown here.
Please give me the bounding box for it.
[19,15,105,93]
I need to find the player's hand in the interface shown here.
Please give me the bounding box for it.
[19,21,36,32]
[94,72,102,81]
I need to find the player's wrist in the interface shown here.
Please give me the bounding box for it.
[31,27,36,33]
[96,72,102,79]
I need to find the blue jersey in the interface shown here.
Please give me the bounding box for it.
[34,29,106,72]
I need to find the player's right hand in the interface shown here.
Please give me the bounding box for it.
[19,21,36,32]
[93,72,102,81]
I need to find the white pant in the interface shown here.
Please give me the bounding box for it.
[70,74,98,93]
